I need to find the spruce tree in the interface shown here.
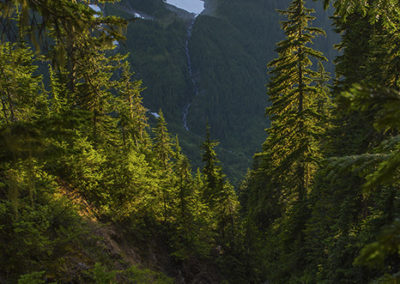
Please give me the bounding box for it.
[201,125,225,207]
[0,43,44,126]
[171,136,209,255]
[200,126,240,254]
[244,0,329,280]
[116,62,149,149]
[72,41,123,145]
[153,110,175,224]
[297,1,400,282]
[153,110,173,170]
[263,0,327,205]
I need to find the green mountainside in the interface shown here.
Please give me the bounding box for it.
[105,0,338,184]
[2,0,400,283]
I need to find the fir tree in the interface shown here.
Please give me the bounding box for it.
[200,126,240,255]
[116,62,149,149]
[152,110,175,224]
[153,110,173,170]
[201,125,224,207]
[263,0,327,204]
[297,1,400,282]
[244,0,329,280]
[0,43,44,126]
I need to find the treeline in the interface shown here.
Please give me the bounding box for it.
[0,1,244,283]
[241,0,400,282]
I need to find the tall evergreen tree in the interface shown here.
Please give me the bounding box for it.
[200,127,243,281]
[171,137,213,257]
[243,0,329,281]
[200,127,240,249]
[152,111,176,224]
[153,110,173,170]
[263,0,327,205]
[245,0,328,234]
[0,43,44,126]
[116,61,149,149]
[201,125,225,207]
[298,0,400,282]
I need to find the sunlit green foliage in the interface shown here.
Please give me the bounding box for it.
[106,0,338,185]
[0,0,243,282]
[242,0,330,281]
[2,0,400,283]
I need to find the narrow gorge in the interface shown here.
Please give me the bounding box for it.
[182,18,198,131]
[163,0,206,132]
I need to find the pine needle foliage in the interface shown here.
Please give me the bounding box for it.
[264,0,328,204]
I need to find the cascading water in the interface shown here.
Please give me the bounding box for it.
[163,0,204,131]
[183,19,198,131]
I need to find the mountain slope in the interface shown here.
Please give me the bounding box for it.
[105,0,338,183]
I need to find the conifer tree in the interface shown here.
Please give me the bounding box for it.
[296,1,400,282]
[153,110,173,170]
[173,137,192,225]
[48,65,69,114]
[263,0,327,205]
[201,125,224,207]
[200,126,240,251]
[243,0,329,280]
[116,62,149,149]
[171,136,207,255]
[73,42,124,145]
[153,111,175,224]
[0,43,44,126]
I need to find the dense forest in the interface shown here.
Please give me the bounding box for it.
[105,0,338,184]
[1,0,400,283]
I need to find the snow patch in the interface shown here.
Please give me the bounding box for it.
[164,0,205,16]
[121,7,154,21]
[150,112,160,119]
[89,4,101,13]
[134,12,145,19]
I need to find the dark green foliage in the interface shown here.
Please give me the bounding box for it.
[243,0,400,282]
[103,0,339,185]
[298,1,400,281]
[0,43,45,126]
[3,0,400,283]
[116,61,149,149]
[86,262,174,283]
[0,1,244,282]
[0,159,92,282]
[201,126,224,204]
[242,0,331,280]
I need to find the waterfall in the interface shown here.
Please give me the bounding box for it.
[182,19,198,131]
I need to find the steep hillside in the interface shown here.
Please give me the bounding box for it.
[4,0,400,283]
[105,0,338,184]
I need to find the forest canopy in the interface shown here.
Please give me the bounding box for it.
[1,0,400,283]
